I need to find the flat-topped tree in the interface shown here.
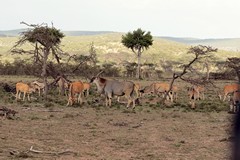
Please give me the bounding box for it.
[11,22,65,99]
[121,28,153,79]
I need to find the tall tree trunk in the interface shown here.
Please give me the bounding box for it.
[136,51,142,79]
[205,63,210,81]
[42,48,49,100]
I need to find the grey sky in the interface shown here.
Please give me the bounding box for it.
[1,0,240,38]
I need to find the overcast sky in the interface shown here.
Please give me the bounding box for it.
[1,0,240,38]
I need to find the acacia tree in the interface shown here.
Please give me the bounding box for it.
[12,22,65,99]
[161,45,217,106]
[226,57,240,82]
[121,28,153,79]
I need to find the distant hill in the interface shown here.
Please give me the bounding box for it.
[1,29,239,51]
[63,31,115,36]
[0,29,26,37]
[0,29,115,37]
[0,32,238,66]
[160,36,240,51]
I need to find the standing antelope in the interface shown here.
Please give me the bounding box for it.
[57,77,70,96]
[90,71,136,108]
[16,82,35,101]
[31,80,45,96]
[188,85,205,101]
[67,81,84,106]
[229,91,240,113]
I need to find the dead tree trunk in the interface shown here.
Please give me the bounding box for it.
[42,48,49,100]
[160,45,217,105]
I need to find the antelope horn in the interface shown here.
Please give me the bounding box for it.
[96,70,104,77]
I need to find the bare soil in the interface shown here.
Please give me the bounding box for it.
[0,104,234,160]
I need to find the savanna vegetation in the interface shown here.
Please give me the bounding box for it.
[0,26,239,159]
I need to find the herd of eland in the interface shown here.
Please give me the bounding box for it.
[13,71,240,112]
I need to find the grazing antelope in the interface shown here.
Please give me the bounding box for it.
[16,82,35,101]
[67,81,84,106]
[140,82,178,102]
[219,84,240,101]
[90,71,136,108]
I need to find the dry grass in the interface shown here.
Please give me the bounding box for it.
[0,105,234,160]
[0,77,237,159]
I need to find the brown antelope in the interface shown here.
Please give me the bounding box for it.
[230,91,240,113]
[140,82,178,102]
[16,82,35,101]
[187,85,205,109]
[188,85,205,100]
[67,81,84,106]
[219,84,239,101]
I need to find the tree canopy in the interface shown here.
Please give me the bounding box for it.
[121,28,153,79]
[121,28,153,54]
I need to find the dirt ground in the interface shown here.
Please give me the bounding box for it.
[0,77,236,159]
[0,103,234,160]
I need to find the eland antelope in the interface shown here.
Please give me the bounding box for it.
[220,84,239,101]
[67,81,84,106]
[90,71,136,108]
[16,82,35,101]
[230,91,240,113]
[31,80,45,96]
[140,82,178,102]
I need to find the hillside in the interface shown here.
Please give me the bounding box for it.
[0,32,238,65]
[161,36,240,51]
[0,29,115,37]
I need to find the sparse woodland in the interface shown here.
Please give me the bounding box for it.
[0,24,239,159]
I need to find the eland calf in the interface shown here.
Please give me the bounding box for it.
[16,82,35,101]
[67,81,84,106]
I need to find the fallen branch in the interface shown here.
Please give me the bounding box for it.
[29,146,75,155]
